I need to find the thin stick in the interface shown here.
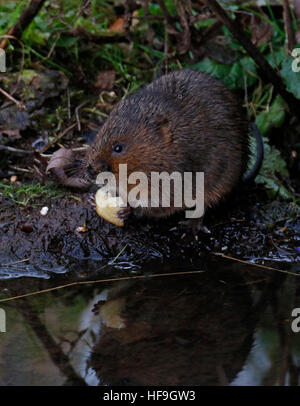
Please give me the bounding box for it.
[0,269,206,304]
[67,88,71,120]
[8,165,33,173]
[75,101,88,132]
[124,0,133,41]
[158,0,175,25]
[282,0,295,52]
[0,87,26,110]
[0,145,34,156]
[213,252,300,277]
[39,122,77,154]
[1,258,30,266]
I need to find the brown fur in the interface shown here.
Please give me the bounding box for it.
[86,69,249,218]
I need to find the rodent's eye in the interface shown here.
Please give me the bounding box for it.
[113,144,124,154]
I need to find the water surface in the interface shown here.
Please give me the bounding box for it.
[1,255,299,386]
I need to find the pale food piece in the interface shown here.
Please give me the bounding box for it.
[95,189,125,227]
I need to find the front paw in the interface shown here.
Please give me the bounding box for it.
[117,206,131,221]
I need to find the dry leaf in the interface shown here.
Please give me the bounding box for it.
[46,148,90,189]
[46,148,75,174]
[95,70,116,91]
[251,15,273,46]
[108,17,125,33]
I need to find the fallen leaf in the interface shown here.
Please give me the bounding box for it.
[46,148,91,189]
[95,70,116,91]
[46,148,75,174]
[108,17,125,33]
[250,14,273,46]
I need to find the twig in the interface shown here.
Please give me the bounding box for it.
[0,87,26,110]
[213,252,300,277]
[8,165,33,173]
[164,23,169,73]
[244,74,249,111]
[67,88,71,120]
[75,101,88,132]
[0,0,46,50]
[158,0,175,26]
[177,0,191,54]
[124,0,134,41]
[282,0,295,52]
[1,258,30,266]
[204,0,300,118]
[0,269,206,303]
[39,122,77,154]
[0,145,34,156]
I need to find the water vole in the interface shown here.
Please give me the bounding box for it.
[86,69,257,223]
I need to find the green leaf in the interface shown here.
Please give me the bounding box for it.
[191,57,257,90]
[252,136,292,200]
[280,54,300,100]
[255,95,286,136]
[265,49,285,69]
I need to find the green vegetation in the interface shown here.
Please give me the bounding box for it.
[0,183,64,206]
[0,0,299,205]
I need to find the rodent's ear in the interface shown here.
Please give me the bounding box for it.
[156,115,173,143]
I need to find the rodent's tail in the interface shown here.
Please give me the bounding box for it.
[243,122,264,182]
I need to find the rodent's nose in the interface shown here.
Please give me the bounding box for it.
[87,164,97,178]
[87,162,112,178]
[100,162,112,172]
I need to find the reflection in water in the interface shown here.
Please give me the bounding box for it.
[232,332,271,385]
[88,273,256,386]
[0,256,299,386]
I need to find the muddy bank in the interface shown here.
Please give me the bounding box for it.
[0,183,299,280]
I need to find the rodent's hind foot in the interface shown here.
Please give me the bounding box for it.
[190,217,211,238]
[176,217,211,240]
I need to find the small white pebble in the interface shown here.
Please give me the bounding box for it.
[40,206,49,216]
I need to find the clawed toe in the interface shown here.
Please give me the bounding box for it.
[117,207,131,220]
